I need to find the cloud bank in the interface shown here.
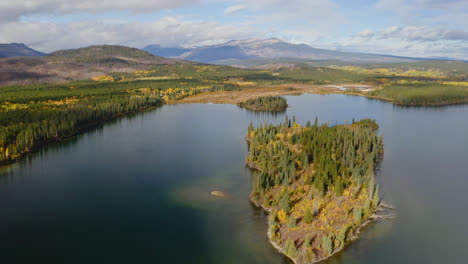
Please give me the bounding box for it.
[0,0,201,22]
[0,16,260,53]
[335,26,468,60]
[0,0,466,59]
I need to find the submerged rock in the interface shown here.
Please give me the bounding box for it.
[210,190,225,197]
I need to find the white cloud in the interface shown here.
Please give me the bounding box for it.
[237,0,342,22]
[224,5,246,15]
[227,0,345,45]
[334,26,468,60]
[355,26,468,42]
[375,0,468,26]
[376,0,468,9]
[0,0,201,22]
[0,0,465,60]
[0,17,261,52]
[414,0,468,8]
[356,29,374,38]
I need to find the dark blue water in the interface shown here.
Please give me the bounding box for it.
[1,94,467,264]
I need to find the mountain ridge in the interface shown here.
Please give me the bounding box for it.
[142,44,190,58]
[0,43,46,58]
[143,38,431,65]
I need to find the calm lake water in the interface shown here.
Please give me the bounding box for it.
[1,94,467,264]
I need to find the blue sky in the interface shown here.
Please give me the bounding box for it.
[0,0,466,59]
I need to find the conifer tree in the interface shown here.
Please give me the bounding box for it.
[288,216,297,228]
[372,184,380,210]
[280,190,291,213]
[322,235,333,256]
[304,209,314,224]
[285,239,298,258]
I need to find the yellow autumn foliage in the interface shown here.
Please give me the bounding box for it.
[442,81,468,87]
[331,66,446,79]
[277,210,287,223]
[92,75,114,82]
[44,97,80,106]
[1,102,29,111]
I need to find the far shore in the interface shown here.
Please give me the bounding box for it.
[177,84,349,105]
[177,83,468,107]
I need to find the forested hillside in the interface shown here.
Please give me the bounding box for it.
[0,45,185,86]
[0,78,236,165]
[246,117,383,263]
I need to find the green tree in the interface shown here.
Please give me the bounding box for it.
[285,239,298,259]
[337,225,349,248]
[301,152,309,169]
[354,207,362,224]
[372,184,380,210]
[279,190,291,213]
[288,215,297,228]
[322,234,333,256]
[303,235,310,248]
[304,209,314,224]
[335,176,344,196]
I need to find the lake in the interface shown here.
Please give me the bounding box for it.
[1,94,467,264]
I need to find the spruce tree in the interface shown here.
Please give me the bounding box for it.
[304,209,314,224]
[335,176,344,196]
[301,152,308,169]
[322,235,333,256]
[372,184,380,210]
[280,190,290,213]
[303,235,310,249]
[285,239,298,258]
[288,216,297,228]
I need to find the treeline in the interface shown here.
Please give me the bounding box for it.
[110,64,378,85]
[367,82,468,106]
[239,96,288,111]
[245,116,383,262]
[208,83,240,92]
[0,79,208,103]
[0,94,162,163]
[112,64,257,82]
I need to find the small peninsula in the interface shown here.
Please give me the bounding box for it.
[238,96,288,111]
[245,117,384,263]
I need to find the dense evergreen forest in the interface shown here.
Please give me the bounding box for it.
[245,117,383,263]
[366,82,468,106]
[239,96,288,111]
[0,92,162,164]
[0,78,240,164]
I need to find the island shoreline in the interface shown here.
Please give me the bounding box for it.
[244,118,388,263]
[247,161,388,264]
[255,196,388,264]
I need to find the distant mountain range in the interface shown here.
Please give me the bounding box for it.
[143,38,427,65]
[0,43,46,58]
[1,41,465,86]
[142,45,190,58]
[0,40,454,66]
